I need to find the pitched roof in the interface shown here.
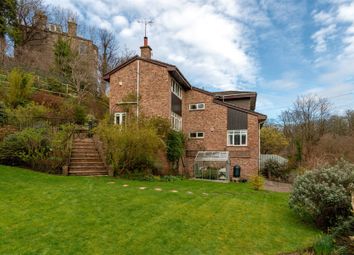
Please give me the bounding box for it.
[191,87,266,121]
[103,55,266,121]
[103,55,192,89]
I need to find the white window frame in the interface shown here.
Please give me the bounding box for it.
[189,132,204,139]
[171,79,182,99]
[189,103,205,111]
[114,112,127,125]
[171,112,182,131]
[227,130,247,146]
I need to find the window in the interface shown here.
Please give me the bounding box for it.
[171,112,182,131]
[189,132,204,139]
[227,130,247,146]
[189,103,205,111]
[171,79,182,98]
[114,112,126,125]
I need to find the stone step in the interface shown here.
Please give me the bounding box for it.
[71,152,100,156]
[72,147,97,151]
[69,171,108,176]
[73,143,95,146]
[69,162,105,167]
[69,165,105,170]
[70,158,103,162]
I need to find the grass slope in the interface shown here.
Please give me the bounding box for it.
[0,165,319,255]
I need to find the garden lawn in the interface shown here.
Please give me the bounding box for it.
[0,165,319,255]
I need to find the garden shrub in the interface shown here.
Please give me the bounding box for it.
[74,104,86,125]
[261,159,289,182]
[6,102,49,129]
[46,77,66,93]
[0,124,75,173]
[166,130,185,174]
[0,101,7,126]
[250,175,265,190]
[289,160,354,229]
[331,216,354,254]
[95,121,164,176]
[56,99,87,125]
[160,175,184,182]
[145,116,171,140]
[5,68,34,108]
[0,127,50,167]
[313,235,336,255]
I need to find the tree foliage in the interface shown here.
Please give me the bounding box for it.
[53,37,72,78]
[166,130,185,173]
[5,68,34,108]
[95,121,164,175]
[260,126,288,154]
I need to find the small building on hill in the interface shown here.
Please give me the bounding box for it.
[104,37,267,179]
[14,11,98,79]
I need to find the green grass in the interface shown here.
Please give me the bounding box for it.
[0,165,319,255]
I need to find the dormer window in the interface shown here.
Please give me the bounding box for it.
[189,103,205,111]
[171,79,182,99]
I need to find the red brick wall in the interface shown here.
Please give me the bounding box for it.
[183,89,259,178]
[109,60,171,119]
[109,60,260,179]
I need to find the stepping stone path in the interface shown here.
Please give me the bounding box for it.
[202,192,209,196]
[107,182,115,184]
[187,191,193,195]
[139,187,147,190]
[170,190,178,193]
[154,188,162,191]
[122,184,129,187]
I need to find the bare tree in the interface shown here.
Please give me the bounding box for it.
[280,95,331,160]
[346,110,354,134]
[96,28,135,94]
[68,52,96,102]
[47,5,77,33]
[15,0,47,48]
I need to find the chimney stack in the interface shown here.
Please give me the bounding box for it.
[140,36,152,59]
[68,20,77,36]
[33,11,47,30]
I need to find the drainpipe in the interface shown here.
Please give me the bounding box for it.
[136,60,140,120]
[258,122,262,175]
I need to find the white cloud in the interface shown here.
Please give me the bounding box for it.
[43,0,263,91]
[312,24,337,53]
[112,16,129,28]
[262,72,301,90]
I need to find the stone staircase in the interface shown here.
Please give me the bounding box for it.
[68,138,108,176]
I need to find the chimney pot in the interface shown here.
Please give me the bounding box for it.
[140,37,152,59]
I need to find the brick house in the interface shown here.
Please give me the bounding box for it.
[104,37,266,179]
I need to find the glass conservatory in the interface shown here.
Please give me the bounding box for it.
[193,151,230,182]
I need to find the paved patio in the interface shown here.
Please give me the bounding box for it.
[264,180,292,193]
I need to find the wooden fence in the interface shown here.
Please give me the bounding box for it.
[260,154,288,169]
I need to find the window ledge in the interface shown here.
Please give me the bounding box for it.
[226,145,248,147]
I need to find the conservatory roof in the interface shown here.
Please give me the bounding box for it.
[194,151,229,162]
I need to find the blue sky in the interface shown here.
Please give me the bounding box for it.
[44,0,354,120]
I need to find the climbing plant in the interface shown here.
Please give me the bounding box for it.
[166,130,185,174]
